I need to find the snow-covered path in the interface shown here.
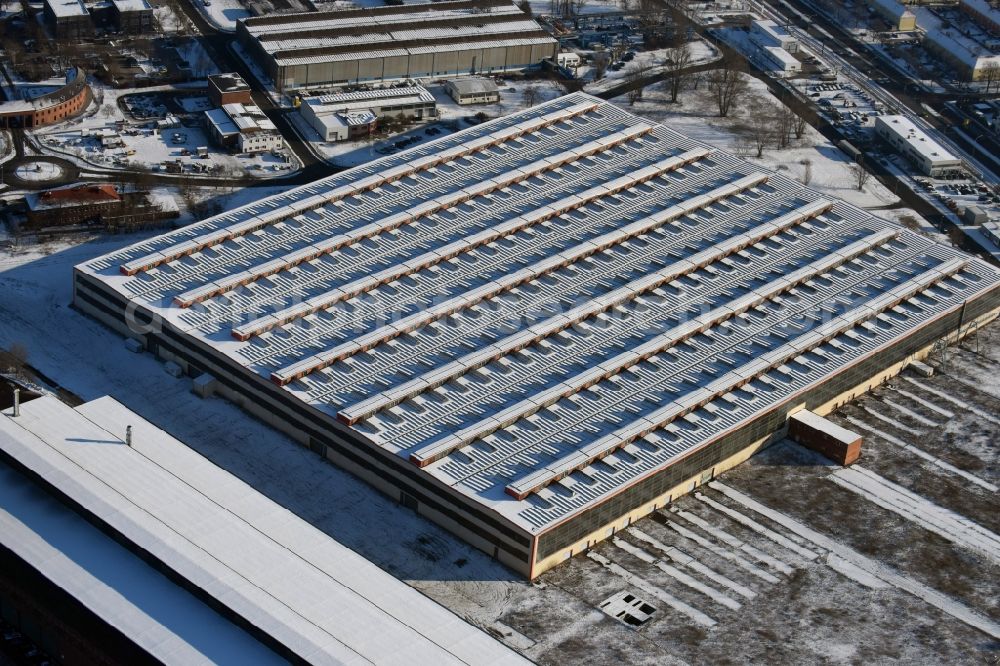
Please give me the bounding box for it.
[709,481,1000,641]
[829,466,1000,564]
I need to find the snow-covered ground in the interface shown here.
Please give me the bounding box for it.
[13,162,64,182]
[30,85,298,178]
[153,3,195,34]
[580,39,721,95]
[611,75,900,209]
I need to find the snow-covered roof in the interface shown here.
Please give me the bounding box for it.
[960,0,1000,24]
[208,102,277,136]
[875,115,962,165]
[870,0,909,21]
[914,6,1000,69]
[305,85,436,116]
[205,107,239,136]
[0,456,286,664]
[242,0,556,67]
[111,0,151,12]
[446,77,500,96]
[313,85,435,105]
[208,72,251,92]
[45,0,88,18]
[751,18,793,40]
[0,396,528,666]
[77,93,1000,534]
[764,45,799,68]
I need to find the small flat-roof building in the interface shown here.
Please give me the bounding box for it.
[205,102,283,154]
[749,19,799,53]
[875,115,964,177]
[111,0,154,34]
[0,395,527,665]
[299,85,435,141]
[557,52,581,69]
[306,109,378,142]
[74,93,1000,579]
[236,0,559,91]
[759,46,801,77]
[208,72,254,107]
[445,77,501,105]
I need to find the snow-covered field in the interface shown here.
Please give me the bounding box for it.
[580,39,721,95]
[612,75,900,210]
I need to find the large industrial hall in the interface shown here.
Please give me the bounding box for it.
[236,0,559,91]
[74,92,1000,579]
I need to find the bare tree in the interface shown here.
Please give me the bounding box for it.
[741,95,776,158]
[624,62,652,105]
[733,136,755,158]
[849,162,871,191]
[981,61,1000,94]
[663,43,693,103]
[776,105,797,149]
[800,158,813,186]
[592,52,609,81]
[793,111,808,139]
[706,60,749,118]
[522,86,539,108]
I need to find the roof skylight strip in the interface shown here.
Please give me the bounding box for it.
[270,172,769,387]
[340,199,833,427]
[408,227,897,468]
[175,125,671,313]
[119,100,602,277]
[504,256,967,499]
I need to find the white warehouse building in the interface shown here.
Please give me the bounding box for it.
[299,85,436,142]
[74,93,1000,579]
[750,19,799,53]
[874,115,964,177]
[236,0,558,92]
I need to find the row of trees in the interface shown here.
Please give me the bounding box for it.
[734,93,809,159]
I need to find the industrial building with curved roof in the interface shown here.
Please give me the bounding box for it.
[73,92,1000,578]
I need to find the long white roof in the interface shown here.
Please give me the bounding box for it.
[0,396,528,666]
[242,0,556,66]
[0,460,286,665]
[875,115,961,165]
[77,93,1000,534]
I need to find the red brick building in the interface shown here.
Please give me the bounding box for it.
[0,70,91,129]
[207,73,253,107]
[25,184,178,231]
